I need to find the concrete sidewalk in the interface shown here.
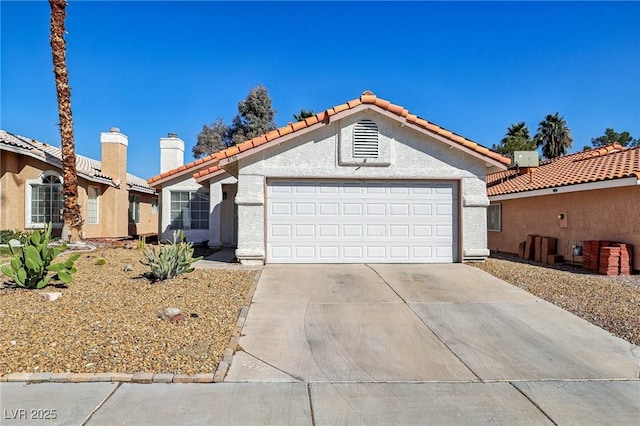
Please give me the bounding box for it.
[1,264,639,425]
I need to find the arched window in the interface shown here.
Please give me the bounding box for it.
[353,119,379,158]
[29,172,63,226]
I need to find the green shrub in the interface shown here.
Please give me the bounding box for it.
[0,229,28,245]
[95,258,106,266]
[140,230,202,281]
[0,223,80,289]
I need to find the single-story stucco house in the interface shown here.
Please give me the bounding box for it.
[148,91,510,265]
[486,143,640,271]
[0,128,157,239]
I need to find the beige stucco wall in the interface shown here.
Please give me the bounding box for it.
[0,150,157,239]
[488,185,640,271]
[128,192,158,237]
[1,152,46,232]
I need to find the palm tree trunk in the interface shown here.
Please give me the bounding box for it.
[49,0,82,241]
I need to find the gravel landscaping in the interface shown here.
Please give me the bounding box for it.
[0,247,256,375]
[471,253,640,346]
[1,246,637,377]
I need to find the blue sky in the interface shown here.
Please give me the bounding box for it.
[2,1,639,179]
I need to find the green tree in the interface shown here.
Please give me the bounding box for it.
[193,84,278,157]
[534,113,573,159]
[491,122,536,158]
[591,128,639,148]
[49,0,82,242]
[192,118,229,159]
[293,109,314,122]
[229,84,277,145]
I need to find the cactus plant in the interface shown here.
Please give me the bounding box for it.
[140,230,202,281]
[0,223,80,289]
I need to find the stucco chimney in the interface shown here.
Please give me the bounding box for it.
[160,133,184,173]
[101,127,128,183]
[100,127,129,237]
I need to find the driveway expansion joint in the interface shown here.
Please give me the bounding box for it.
[509,381,559,426]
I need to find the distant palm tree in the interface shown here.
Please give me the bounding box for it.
[492,122,536,158]
[534,113,573,159]
[49,0,82,241]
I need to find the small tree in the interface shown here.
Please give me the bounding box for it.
[193,84,277,157]
[534,113,573,159]
[193,118,229,159]
[591,128,639,148]
[229,84,277,145]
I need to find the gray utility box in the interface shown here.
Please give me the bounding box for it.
[513,151,539,167]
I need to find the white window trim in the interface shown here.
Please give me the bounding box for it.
[87,186,100,224]
[169,190,209,230]
[151,197,158,215]
[25,171,64,229]
[487,203,502,232]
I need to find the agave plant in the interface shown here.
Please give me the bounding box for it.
[141,230,203,281]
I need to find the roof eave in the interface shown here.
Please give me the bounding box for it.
[147,157,219,188]
[489,176,640,201]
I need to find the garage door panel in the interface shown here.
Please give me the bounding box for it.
[319,224,339,237]
[319,203,339,215]
[267,180,456,263]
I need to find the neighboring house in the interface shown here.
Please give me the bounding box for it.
[0,128,157,239]
[148,91,510,264]
[486,144,640,271]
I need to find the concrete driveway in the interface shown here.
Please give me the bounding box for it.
[225,263,640,424]
[2,264,638,425]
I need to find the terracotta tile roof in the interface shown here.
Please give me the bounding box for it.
[487,144,640,196]
[147,155,217,185]
[0,129,155,193]
[148,91,510,185]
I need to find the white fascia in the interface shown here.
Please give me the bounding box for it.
[489,177,639,201]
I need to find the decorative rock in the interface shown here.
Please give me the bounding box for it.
[41,292,62,302]
[123,242,134,249]
[164,307,181,318]
[123,264,134,272]
[8,239,21,247]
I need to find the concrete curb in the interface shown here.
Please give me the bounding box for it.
[0,268,263,385]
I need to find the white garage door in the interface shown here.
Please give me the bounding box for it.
[266,179,457,263]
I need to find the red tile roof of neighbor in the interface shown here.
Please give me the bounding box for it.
[487,144,640,197]
[147,91,511,185]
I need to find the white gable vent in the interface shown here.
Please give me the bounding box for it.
[353,119,379,158]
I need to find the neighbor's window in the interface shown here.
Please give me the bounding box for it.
[129,194,140,224]
[170,191,209,230]
[353,119,379,158]
[151,198,158,214]
[31,174,63,225]
[87,186,100,224]
[487,203,501,231]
